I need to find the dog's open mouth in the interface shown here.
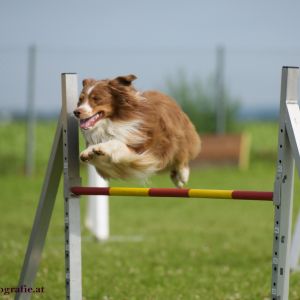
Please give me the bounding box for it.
[80,112,104,130]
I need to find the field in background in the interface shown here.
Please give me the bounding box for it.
[0,121,300,300]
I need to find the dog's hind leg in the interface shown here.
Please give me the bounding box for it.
[170,165,190,188]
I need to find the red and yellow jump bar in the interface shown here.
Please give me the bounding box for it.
[70,187,273,201]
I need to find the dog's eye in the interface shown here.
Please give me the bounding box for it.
[91,95,100,101]
[78,95,84,104]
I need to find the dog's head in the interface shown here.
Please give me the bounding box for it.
[74,74,137,130]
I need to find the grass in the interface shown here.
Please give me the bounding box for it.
[0,120,300,299]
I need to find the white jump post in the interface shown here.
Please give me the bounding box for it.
[86,165,109,240]
[61,73,82,299]
[271,66,300,300]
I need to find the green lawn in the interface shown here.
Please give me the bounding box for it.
[0,121,300,300]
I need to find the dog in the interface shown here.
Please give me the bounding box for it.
[73,74,201,187]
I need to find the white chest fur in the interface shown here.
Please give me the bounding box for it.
[81,119,144,146]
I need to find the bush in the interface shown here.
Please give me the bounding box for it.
[165,70,240,133]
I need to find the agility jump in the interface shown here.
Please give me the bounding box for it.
[15,67,300,300]
[71,186,273,200]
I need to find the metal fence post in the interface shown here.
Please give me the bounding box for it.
[25,44,37,176]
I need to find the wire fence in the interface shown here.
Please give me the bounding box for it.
[0,45,300,120]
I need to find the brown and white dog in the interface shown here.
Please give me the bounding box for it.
[74,74,201,187]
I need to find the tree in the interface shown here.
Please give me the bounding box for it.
[165,70,240,133]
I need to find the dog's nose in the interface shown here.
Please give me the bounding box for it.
[73,110,81,118]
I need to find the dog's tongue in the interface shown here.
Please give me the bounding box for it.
[80,113,101,129]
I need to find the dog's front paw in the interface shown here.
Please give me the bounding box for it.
[92,145,106,156]
[80,148,94,162]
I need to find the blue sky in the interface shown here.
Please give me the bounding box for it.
[1,1,300,116]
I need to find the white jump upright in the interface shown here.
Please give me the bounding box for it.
[15,67,300,300]
[61,73,82,299]
[271,66,300,300]
[86,165,109,240]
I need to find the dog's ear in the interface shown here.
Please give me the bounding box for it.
[82,78,96,87]
[113,74,137,86]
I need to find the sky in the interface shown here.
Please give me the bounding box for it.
[0,0,300,117]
